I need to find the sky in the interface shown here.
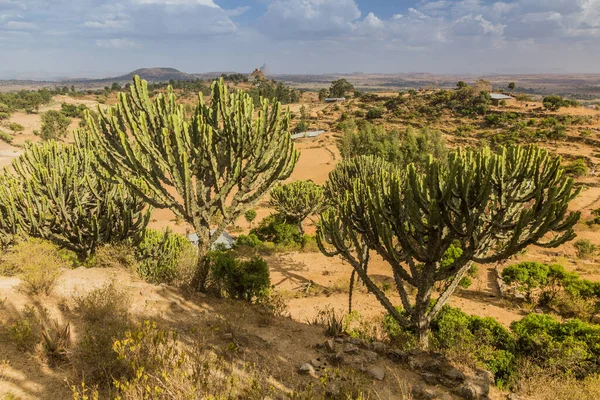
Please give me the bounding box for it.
[1,0,600,79]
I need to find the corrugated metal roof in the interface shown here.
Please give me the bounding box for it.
[291,130,325,140]
[490,93,514,100]
[187,230,235,250]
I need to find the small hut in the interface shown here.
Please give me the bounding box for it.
[490,93,515,106]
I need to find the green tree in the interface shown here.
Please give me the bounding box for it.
[81,76,298,291]
[318,88,329,101]
[508,82,516,91]
[329,79,354,98]
[40,110,71,141]
[244,209,257,227]
[337,122,447,168]
[457,81,468,89]
[318,146,580,348]
[0,141,150,258]
[270,180,325,234]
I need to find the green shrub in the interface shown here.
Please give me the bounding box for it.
[502,261,549,301]
[235,233,263,248]
[251,214,303,246]
[8,311,39,352]
[61,103,88,118]
[589,208,600,225]
[564,159,588,177]
[208,251,270,301]
[8,122,24,133]
[244,209,257,226]
[366,107,385,120]
[135,229,194,283]
[0,130,13,144]
[511,314,600,376]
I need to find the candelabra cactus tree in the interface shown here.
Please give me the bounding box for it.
[318,146,580,348]
[269,180,325,234]
[0,141,151,259]
[81,76,298,290]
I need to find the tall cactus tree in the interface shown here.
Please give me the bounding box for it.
[80,76,299,290]
[318,146,580,348]
[269,180,325,234]
[0,173,20,248]
[0,141,150,259]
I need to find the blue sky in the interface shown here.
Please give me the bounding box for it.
[1,0,599,79]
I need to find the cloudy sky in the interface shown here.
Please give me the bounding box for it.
[1,0,600,78]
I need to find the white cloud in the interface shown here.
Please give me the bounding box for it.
[259,0,361,39]
[96,38,140,48]
[5,21,37,30]
[82,19,129,30]
[132,0,218,7]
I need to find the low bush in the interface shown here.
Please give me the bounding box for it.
[0,130,13,144]
[8,311,40,351]
[73,281,131,386]
[366,107,385,120]
[564,159,588,177]
[208,251,270,301]
[235,233,263,248]
[511,314,600,377]
[135,229,195,284]
[574,239,597,259]
[0,238,65,295]
[250,214,303,246]
[85,242,137,270]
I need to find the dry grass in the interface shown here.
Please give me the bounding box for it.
[0,238,64,296]
[73,281,132,387]
[86,242,137,270]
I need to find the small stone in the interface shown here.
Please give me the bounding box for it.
[335,338,345,344]
[325,339,336,353]
[388,348,408,362]
[348,337,362,345]
[458,382,484,400]
[299,363,316,375]
[409,348,426,357]
[371,341,386,353]
[328,352,345,365]
[363,350,378,363]
[367,366,385,381]
[310,358,322,368]
[223,333,233,340]
[412,385,436,400]
[344,343,359,354]
[408,356,425,370]
[444,368,466,382]
[422,372,439,386]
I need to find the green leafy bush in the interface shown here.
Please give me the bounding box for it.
[366,107,385,120]
[208,251,270,301]
[0,130,13,144]
[502,261,550,301]
[235,233,263,248]
[135,229,195,283]
[511,314,600,377]
[250,214,303,246]
[564,159,588,177]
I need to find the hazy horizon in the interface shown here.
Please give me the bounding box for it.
[1,0,600,80]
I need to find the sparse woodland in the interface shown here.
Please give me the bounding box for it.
[1,75,600,400]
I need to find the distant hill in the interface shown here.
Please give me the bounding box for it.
[71,68,199,84]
